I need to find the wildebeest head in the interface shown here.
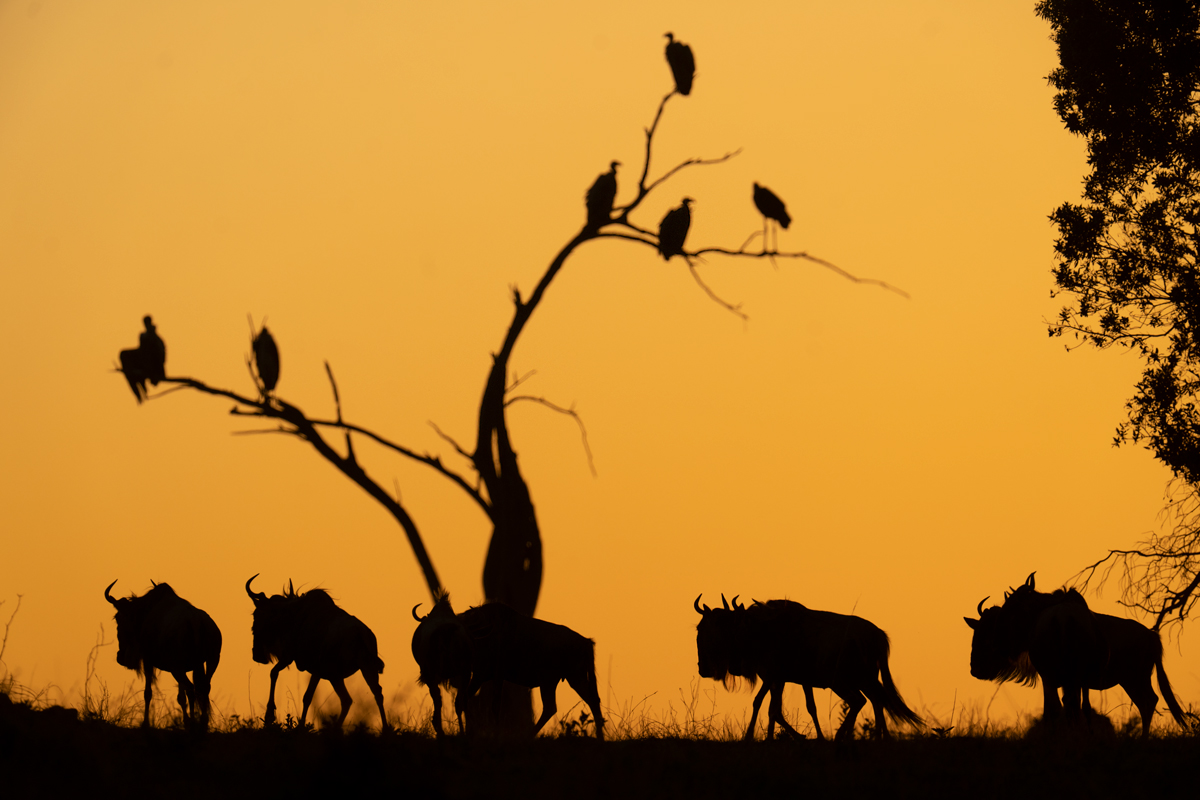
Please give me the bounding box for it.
[694,594,753,688]
[964,595,1037,686]
[105,579,174,675]
[245,574,307,665]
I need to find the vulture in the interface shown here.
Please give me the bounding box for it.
[585,161,620,229]
[664,33,695,96]
[753,183,791,230]
[658,198,693,260]
[252,323,280,394]
[119,315,166,403]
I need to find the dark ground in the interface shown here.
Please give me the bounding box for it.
[2,694,1195,799]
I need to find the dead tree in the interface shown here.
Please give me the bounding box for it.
[114,38,903,732]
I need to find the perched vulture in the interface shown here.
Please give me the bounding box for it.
[119,316,166,403]
[753,183,791,229]
[119,347,148,403]
[139,316,166,385]
[252,324,280,394]
[664,33,695,96]
[585,161,620,229]
[658,198,693,260]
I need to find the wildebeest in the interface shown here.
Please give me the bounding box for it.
[456,601,605,739]
[965,573,1186,736]
[104,579,222,728]
[245,575,388,730]
[411,594,473,737]
[695,594,922,741]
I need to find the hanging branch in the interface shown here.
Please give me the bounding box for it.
[505,394,597,477]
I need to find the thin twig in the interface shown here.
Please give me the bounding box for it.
[0,595,22,667]
[505,395,597,477]
[692,247,910,298]
[427,420,473,462]
[686,260,748,320]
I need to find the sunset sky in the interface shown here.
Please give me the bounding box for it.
[2,1,1195,733]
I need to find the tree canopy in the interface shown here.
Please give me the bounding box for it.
[1039,0,1200,480]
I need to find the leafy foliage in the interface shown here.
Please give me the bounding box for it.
[1038,0,1200,479]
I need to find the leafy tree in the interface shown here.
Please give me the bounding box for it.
[114,38,899,729]
[1038,0,1200,626]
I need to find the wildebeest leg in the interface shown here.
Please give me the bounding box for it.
[453,681,468,735]
[427,684,446,737]
[1120,678,1158,739]
[361,668,388,731]
[329,677,353,729]
[804,685,825,741]
[860,679,890,739]
[299,672,322,728]
[1061,684,1082,724]
[566,668,606,740]
[532,683,558,737]
[832,685,866,741]
[264,660,291,726]
[142,668,155,727]
[172,671,195,724]
[766,683,805,740]
[746,683,770,741]
[1040,680,1062,724]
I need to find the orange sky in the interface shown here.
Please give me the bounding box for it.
[1,1,1194,733]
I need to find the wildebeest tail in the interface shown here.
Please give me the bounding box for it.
[1155,652,1187,729]
[878,641,923,728]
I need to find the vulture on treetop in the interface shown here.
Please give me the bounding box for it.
[664,33,695,96]
[658,198,693,260]
[585,161,620,229]
[119,315,166,403]
[753,183,791,230]
[252,323,280,394]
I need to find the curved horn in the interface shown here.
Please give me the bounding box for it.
[721,594,731,611]
[245,574,266,604]
[1025,572,1036,588]
[731,595,743,611]
[105,579,119,606]
[977,596,989,617]
[694,594,709,615]
[412,603,425,622]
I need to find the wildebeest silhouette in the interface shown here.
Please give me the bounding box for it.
[664,32,695,96]
[695,594,922,741]
[245,575,387,730]
[411,594,473,737]
[585,161,620,230]
[104,579,221,728]
[966,573,1186,736]
[456,601,605,739]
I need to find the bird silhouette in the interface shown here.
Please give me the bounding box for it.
[753,183,791,252]
[664,33,695,96]
[585,161,620,230]
[658,198,693,260]
[118,315,166,403]
[252,323,280,395]
[139,316,166,385]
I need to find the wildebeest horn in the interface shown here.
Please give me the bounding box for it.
[412,603,425,622]
[288,578,295,596]
[694,594,710,615]
[245,574,266,604]
[104,579,119,606]
[977,596,989,616]
[1025,571,1036,588]
[150,579,157,587]
[721,594,730,611]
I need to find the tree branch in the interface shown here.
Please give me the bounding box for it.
[505,395,597,477]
